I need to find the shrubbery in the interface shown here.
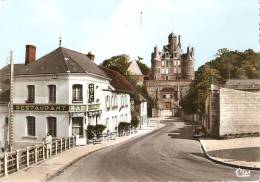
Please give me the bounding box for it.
[118,122,131,135]
[87,124,106,139]
[131,116,140,129]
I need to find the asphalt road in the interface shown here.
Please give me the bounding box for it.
[49,118,260,182]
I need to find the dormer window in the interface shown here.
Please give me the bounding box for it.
[72,84,83,102]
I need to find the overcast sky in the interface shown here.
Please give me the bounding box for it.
[0,0,259,70]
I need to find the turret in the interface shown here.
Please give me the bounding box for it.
[151,45,162,80]
[168,32,178,53]
[181,46,195,80]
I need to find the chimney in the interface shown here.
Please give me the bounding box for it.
[86,51,95,61]
[25,45,36,65]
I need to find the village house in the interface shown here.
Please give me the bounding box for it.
[0,45,134,150]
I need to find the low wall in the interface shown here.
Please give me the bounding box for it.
[219,88,260,136]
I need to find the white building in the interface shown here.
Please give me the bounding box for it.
[0,45,132,150]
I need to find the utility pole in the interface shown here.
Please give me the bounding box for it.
[8,50,14,151]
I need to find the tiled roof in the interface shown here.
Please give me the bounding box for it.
[99,66,137,95]
[225,79,260,90]
[161,87,176,92]
[0,47,110,102]
[0,47,109,78]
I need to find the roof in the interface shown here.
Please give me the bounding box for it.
[225,79,260,90]
[0,47,108,78]
[0,47,110,102]
[161,87,176,92]
[99,66,137,95]
[127,61,143,75]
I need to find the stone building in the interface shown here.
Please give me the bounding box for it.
[146,32,195,115]
[204,80,260,137]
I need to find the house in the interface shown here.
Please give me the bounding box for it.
[0,45,133,150]
[100,66,148,129]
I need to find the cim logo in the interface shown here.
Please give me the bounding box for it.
[235,168,251,178]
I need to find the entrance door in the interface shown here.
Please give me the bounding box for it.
[72,117,84,138]
[163,102,172,110]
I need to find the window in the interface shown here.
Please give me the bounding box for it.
[163,95,166,99]
[166,60,169,67]
[111,96,114,107]
[72,84,83,102]
[47,117,57,137]
[162,61,165,66]
[165,68,168,74]
[27,85,35,103]
[125,95,128,106]
[48,85,56,103]
[72,117,83,137]
[27,116,35,136]
[165,76,168,80]
[106,96,110,110]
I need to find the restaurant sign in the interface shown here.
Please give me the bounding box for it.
[14,104,92,112]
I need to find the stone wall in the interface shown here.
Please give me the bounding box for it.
[219,88,260,136]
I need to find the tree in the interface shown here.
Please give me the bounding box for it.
[136,60,150,75]
[181,49,260,114]
[102,54,130,75]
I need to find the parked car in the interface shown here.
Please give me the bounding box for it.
[193,125,205,137]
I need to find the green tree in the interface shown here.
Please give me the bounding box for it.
[102,54,130,75]
[136,60,150,75]
[181,49,260,114]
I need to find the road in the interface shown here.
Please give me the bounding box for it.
[49,118,260,182]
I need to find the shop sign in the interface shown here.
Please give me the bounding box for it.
[14,104,69,111]
[88,84,95,103]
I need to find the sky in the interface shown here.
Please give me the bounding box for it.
[0,0,259,70]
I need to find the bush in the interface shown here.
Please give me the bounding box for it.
[95,124,106,138]
[87,125,95,139]
[131,116,140,129]
[118,122,131,134]
[87,124,106,139]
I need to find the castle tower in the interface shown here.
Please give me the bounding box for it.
[168,32,178,54]
[181,46,195,80]
[150,46,161,80]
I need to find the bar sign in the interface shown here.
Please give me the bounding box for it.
[88,84,95,103]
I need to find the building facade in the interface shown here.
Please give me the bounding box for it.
[0,45,132,149]
[146,32,195,114]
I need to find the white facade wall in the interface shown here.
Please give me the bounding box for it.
[10,74,111,147]
[1,73,132,148]
[0,105,8,149]
[100,92,131,132]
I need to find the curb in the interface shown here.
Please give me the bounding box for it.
[197,138,260,171]
[44,125,165,182]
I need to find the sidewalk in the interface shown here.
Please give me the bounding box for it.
[0,120,165,182]
[199,137,260,170]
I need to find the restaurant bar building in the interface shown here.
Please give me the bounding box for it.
[0,45,132,149]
